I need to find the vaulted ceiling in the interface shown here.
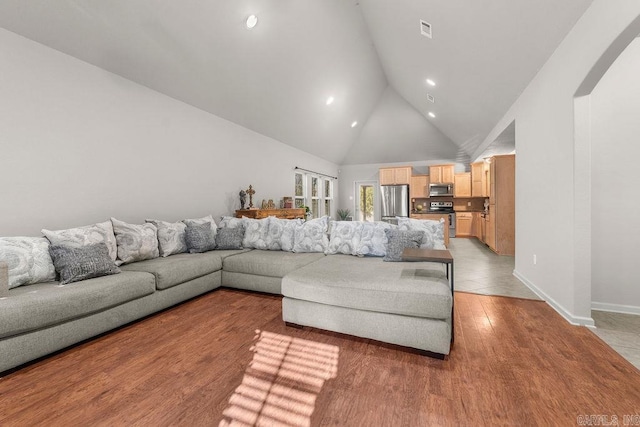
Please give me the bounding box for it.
[0,0,592,165]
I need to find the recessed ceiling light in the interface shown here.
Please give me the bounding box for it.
[426,79,436,87]
[246,15,258,29]
[326,96,335,106]
[351,121,358,128]
[428,112,436,118]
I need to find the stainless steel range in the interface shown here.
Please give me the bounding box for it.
[428,201,456,238]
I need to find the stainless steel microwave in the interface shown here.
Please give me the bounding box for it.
[429,183,454,197]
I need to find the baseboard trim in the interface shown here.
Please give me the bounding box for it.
[592,301,640,316]
[512,270,595,327]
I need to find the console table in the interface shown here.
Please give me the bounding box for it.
[235,208,305,220]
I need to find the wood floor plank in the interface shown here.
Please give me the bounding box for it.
[1,288,639,426]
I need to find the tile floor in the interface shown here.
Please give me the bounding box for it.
[447,237,540,300]
[447,237,640,370]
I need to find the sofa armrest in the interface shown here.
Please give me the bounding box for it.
[0,261,8,297]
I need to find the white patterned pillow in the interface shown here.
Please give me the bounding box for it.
[326,221,363,255]
[397,217,446,249]
[146,219,187,257]
[218,216,243,229]
[0,237,56,288]
[183,214,218,236]
[42,220,118,262]
[356,221,394,257]
[111,218,160,265]
[293,216,330,253]
[267,217,302,252]
[241,217,270,250]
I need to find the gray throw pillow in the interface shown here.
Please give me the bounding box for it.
[215,227,244,250]
[383,229,424,262]
[49,242,121,285]
[185,222,217,253]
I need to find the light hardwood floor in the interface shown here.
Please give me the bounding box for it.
[449,237,640,370]
[1,286,639,426]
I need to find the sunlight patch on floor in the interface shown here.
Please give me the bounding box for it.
[220,330,339,427]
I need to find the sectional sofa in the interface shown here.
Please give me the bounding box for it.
[0,215,453,373]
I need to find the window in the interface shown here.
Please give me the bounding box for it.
[293,172,334,218]
[311,177,319,219]
[323,179,333,218]
[294,172,306,208]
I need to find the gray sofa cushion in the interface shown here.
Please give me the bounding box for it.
[49,242,120,284]
[223,250,325,278]
[0,271,155,339]
[121,251,232,290]
[282,254,452,319]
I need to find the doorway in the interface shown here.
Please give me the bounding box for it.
[354,181,377,222]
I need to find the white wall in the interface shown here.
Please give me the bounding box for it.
[590,38,640,311]
[476,1,640,323]
[0,29,338,236]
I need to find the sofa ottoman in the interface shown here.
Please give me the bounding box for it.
[281,254,453,355]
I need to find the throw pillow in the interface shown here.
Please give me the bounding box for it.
[293,216,330,253]
[326,221,363,255]
[145,219,187,257]
[184,222,217,253]
[267,217,302,252]
[215,226,245,250]
[241,217,270,250]
[42,220,118,262]
[48,242,120,285]
[0,237,56,289]
[110,218,160,265]
[397,217,446,250]
[356,221,394,257]
[218,216,243,229]
[183,214,218,236]
[383,229,424,262]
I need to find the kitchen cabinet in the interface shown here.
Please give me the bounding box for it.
[409,213,450,246]
[455,212,473,237]
[471,162,484,197]
[429,164,455,184]
[379,167,412,185]
[486,154,515,255]
[471,212,483,239]
[454,173,471,198]
[410,175,430,198]
[471,161,491,198]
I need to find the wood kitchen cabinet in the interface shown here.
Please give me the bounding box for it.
[410,175,429,198]
[471,162,484,197]
[486,154,515,255]
[379,167,412,185]
[455,212,473,237]
[454,173,471,198]
[429,164,455,184]
[472,212,483,239]
[471,161,491,198]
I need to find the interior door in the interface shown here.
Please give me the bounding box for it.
[354,181,378,222]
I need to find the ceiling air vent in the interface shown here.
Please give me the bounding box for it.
[420,20,432,38]
[427,93,435,103]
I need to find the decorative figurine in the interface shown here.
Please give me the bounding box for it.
[246,185,256,209]
[239,190,246,209]
[261,199,268,209]
[267,199,276,209]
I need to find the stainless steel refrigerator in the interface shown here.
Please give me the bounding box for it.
[380,184,409,222]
